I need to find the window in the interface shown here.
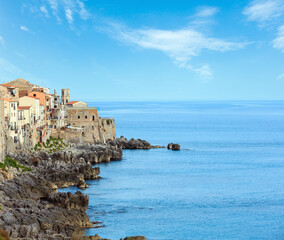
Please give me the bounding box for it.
[33,94,36,97]
[78,115,80,119]
[55,98,57,101]
[92,115,95,121]
[85,115,88,119]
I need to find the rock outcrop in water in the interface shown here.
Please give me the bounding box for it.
[0,143,122,239]
[167,143,181,150]
[108,136,166,149]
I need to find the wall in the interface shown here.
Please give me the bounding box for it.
[66,107,101,142]
[99,118,116,142]
[0,91,5,161]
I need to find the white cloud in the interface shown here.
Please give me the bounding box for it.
[0,36,5,48]
[40,6,49,17]
[105,22,248,77]
[65,8,73,24]
[195,7,219,18]
[277,72,284,80]
[193,65,213,78]
[272,25,284,52]
[77,0,89,20]
[20,26,29,32]
[243,0,284,23]
[0,58,22,75]
[45,0,89,24]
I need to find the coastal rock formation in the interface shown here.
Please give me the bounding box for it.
[121,237,146,240]
[0,143,123,239]
[108,136,151,149]
[167,143,181,150]
[108,136,165,149]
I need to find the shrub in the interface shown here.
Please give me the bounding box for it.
[33,136,69,153]
[0,229,10,240]
[4,156,32,172]
[0,163,6,171]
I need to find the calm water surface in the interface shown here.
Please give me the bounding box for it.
[61,101,284,240]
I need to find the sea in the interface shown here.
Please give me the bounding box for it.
[60,101,284,240]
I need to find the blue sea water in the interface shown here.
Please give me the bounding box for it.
[61,101,284,240]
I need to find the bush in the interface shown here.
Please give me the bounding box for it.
[33,136,69,153]
[4,156,32,172]
[0,229,10,240]
[0,162,6,171]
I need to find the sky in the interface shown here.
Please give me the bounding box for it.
[0,0,284,101]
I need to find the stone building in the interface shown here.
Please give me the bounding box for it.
[61,89,70,105]
[66,101,88,108]
[52,106,116,144]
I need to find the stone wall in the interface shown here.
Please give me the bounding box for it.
[50,108,117,144]
[100,118,116,142]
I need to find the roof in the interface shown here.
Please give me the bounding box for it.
[1,84,15,88]
[18,106,31,110]
[2,97,17,102]
[67,101,79,105]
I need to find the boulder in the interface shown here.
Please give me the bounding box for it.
[167,143,181,150]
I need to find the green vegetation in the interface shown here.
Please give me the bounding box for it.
[0,229,10,240]
[4,156,32,172]
[33,136,69,153]
[0,162,6,171]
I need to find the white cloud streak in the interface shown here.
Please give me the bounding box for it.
[77,0,89,20]
[243,0,284,23]
[0,36,5,48]
[20,26,29,32]
[0,58,22,75]
[105,23,248,78]
[277,72,284,80]
[273,25,284,52]
[40,6,49,17]
[195,7,219,18]
[45,0,89,24]
[65,8,73,24]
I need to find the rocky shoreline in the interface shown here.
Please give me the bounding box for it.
[0,137,164,240]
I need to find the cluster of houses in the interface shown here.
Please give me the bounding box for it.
[0,78,116,160]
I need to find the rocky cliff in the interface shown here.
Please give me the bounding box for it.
[0,143,122,239]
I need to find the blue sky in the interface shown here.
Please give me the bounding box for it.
[0,0,284,101]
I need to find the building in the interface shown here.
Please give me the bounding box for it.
[0,79,117,156]
[61,89,70,105]
[19,96,41,127]
[66,101,88,108]
[3,97,18,143]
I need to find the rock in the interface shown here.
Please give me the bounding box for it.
[121,237,146,240]
[0,142,124,239]
[167,143,180,150]
[108,137,152,149]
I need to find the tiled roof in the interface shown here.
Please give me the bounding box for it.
[2,97,17,102]
[18,106,31,110]
[67,101,79,105]
[1,84,15,88]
